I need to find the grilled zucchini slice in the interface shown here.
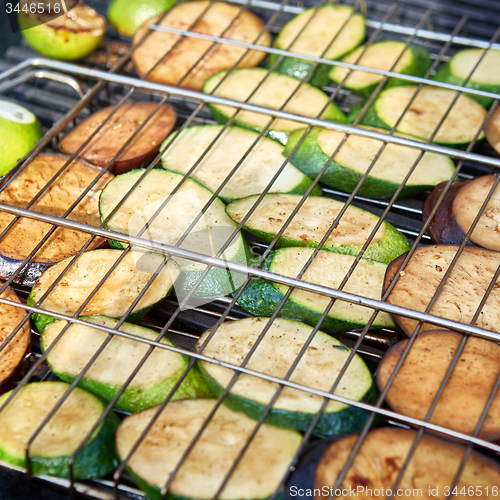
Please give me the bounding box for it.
[433,48,500,108]
[116,399,302,500]
[377,330,500,441]
[237,248,394,333]
[203,68,348,146]
[197,317,376,436]
[315,427,500,498]
[285,126,455,199]
[225,193,409,264]
[329,41,432,96]
[384,245,500,336]
[99,169,249,300]
[269,4,365,88]
[131,0,271,91]
[41,315,210,413]
[0,381,118,479]
[28,249,179,332]
[354,85,487,148]
[160,125,320,202]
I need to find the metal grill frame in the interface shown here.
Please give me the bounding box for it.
[0,0,500,498]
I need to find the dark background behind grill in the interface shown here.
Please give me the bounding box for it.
[0,0,498,498]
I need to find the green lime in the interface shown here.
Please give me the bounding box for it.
[107,0,175,36]
[18,4,106,61]
[0,100,43,175]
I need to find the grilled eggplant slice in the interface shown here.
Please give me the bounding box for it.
[384,245,500,336]
[203,68,348,146]
[0,287,30,394]
[315,427,500,499]
[237,248,394,333]
[41,315,210,413]
[0,381,118,479]
[354,85,487,149]
[99,169,249,300]
[269,4,365,88]
[197,317,376,435]
[28,249,180,332]
[116,399,302,500]
[59,103,176,174]
[160,125,320,202]
[285,126,455,199]
[377,330,500,440]
[0,153,114,287]
[131,0,271,91]
[423,175,500,251]
[330,41,432,97]
[226,194,410,264]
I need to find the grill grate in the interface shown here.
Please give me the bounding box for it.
[0,0,500,498]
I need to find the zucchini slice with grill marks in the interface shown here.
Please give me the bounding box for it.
[329,41,432,97]
[377,330,500,441]
[384,245,500,336]
[423,175,500,251]
[28,249,179,332]
[131,0,271,91]
[433,48,500,108]
[285,126,455,199]
[160,125,321,202]
[116,399,302,500]
[225,193,409,264]
[315,427,500,498]
[197,317,376,436]
[99,169,249,300]
[203,68,348,146]
[0,153,114,287]
[0,381,118,479]
[237,248,394,333]
[41,315,210,413]
[354,85,487,148]
[268,4,365,88]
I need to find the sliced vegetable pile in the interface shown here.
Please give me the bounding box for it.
[197,317,376,435]
[132,0,271,90]
[0,153,114,287]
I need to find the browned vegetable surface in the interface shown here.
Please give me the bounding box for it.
[59,103,176,174]
[384,245,500,335]
[485,104,500,155]
[377,330,500,440]
[0,287,30,393]
[131,1,271,90]
[315,427,500,499]
[423,175,500,251]
[0,153,114,286]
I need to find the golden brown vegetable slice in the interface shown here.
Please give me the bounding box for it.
[315,427,500,499]
[59,103,176,174]
[485,104,500,155]
[131,0,271,90]
[384,245,500,336]
[0,153,114,286]
[0,287,30,393]
[377,330,500,440]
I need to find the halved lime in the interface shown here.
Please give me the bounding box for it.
[107,0,175,37]
[0,100,43,175]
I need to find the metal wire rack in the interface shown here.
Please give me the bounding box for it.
[0,0,500,498]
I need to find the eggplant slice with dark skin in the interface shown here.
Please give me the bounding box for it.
[59,103,177,174]
[0,287,31,394]
[377,329,500,441]
[384,245,500,336]
[423,175,500,251]
[0,153,114,287]
[315,427,500,499]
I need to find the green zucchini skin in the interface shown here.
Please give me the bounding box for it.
[284,127,452,199]
[433,62,496,109]
[330,44,432,98]
[199,362,378,436]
